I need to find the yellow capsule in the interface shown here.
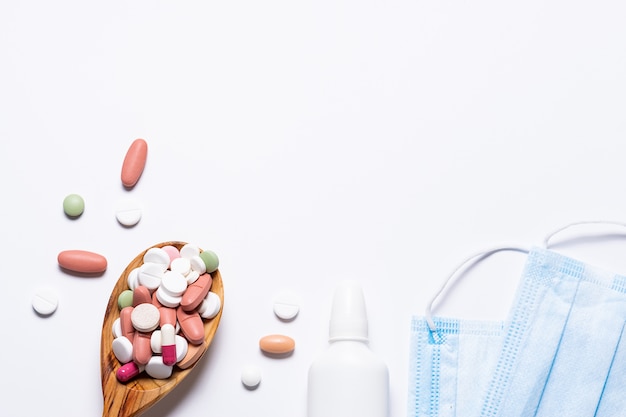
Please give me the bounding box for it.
[259,334,295,355]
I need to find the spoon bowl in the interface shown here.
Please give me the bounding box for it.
[100,241,223,417]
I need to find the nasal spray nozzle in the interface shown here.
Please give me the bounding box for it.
[307,280,389,417]
[329,280,369,342]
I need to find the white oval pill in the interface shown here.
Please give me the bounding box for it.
[273,290,300,321]
[161,271,188,297]
[130,303,160,332]
[145,356,173,379]
[32,288,59,316]
[241,365,262,389]
[112,336,134,363]
[115,198,142,227]
[143,247,170,269]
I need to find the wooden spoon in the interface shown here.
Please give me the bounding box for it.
[100,241,224,417]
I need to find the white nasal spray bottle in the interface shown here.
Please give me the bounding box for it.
[307,280,389,417]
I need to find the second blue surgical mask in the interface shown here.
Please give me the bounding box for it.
[480,246,626,417]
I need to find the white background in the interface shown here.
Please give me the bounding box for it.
[2,1,626,416]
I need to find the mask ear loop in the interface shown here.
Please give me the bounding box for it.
[543,220,626,248]
[424,244,530,332]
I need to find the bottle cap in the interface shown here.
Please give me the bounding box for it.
[329,280,369,342]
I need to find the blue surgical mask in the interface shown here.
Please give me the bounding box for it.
[480,246,626,417]
[408,246,529,417]
[409,220,626,417]
[408,317,504,417]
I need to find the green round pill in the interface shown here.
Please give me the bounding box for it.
[199,250,220,273]
[118,289,134,310]
[63,193,85,217]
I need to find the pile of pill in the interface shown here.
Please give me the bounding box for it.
[111,243,221,382]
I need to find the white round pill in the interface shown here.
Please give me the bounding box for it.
[145,355,173,379]
[180,243,200,259]
[273,290,300,321]
[185,270,200,285]
[156,286,182,308]
[151,330,162,354]
[170,257,191,276]
[241,365,262,389]
[175,335,189,363]
[115,198,142,227]
[161,271,188,297]
[138,263,164,290]
[127,267,140,290]
[32,288,59,316]
[189,255,207,274]
[143,247,171,269]
[112,317,122,338]
[199,291,221,319]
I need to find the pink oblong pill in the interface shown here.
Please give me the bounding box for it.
[133,332,153,365]
[177,306,205,345]
[152,292,177,327]
[132,285,152,307]
[120,306,136,340]
[57,250,107,274]
[180,273,212,312]
[121,138,148,188]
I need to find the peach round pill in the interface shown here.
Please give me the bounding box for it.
[259,334,295,355]
[121,138,148,188]
[58,250,107,274]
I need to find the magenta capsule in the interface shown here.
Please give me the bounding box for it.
[116,361,144,383]
[161,324,177,366]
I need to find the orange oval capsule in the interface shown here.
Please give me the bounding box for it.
[121,138,148,188]
[259,334,295,355]
[57,250,107,274]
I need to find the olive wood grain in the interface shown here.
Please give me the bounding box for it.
[100,241,224,417]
